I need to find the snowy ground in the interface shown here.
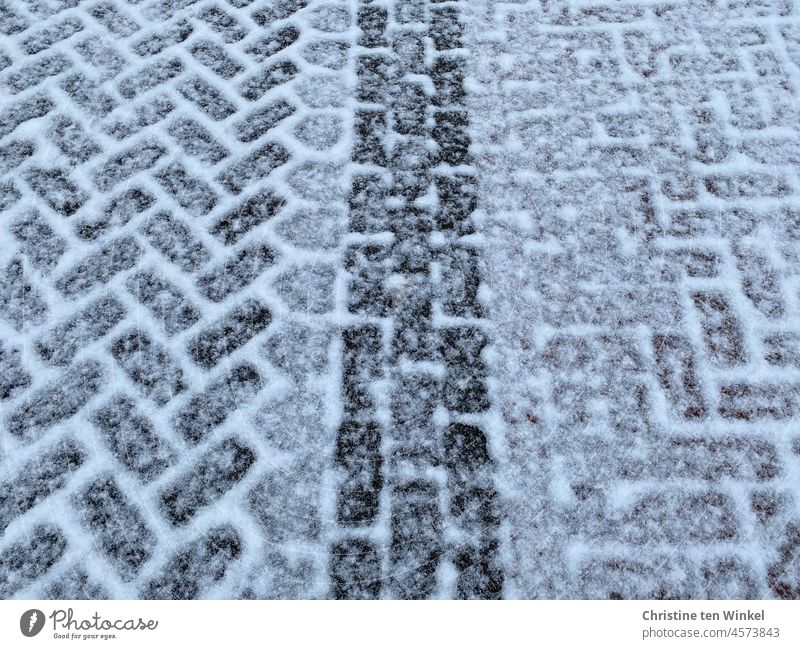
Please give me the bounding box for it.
[0,0,799,599]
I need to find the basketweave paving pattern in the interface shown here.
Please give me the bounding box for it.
[468,0,800,598]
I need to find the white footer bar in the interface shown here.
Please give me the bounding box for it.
[1,600,797,648]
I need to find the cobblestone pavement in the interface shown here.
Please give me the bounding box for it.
[468,0,800,598]
[1,0,351,599]
[0,0,799,599]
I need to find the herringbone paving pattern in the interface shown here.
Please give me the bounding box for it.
[0,0,505,600]
[1,0,800,600]
[0,0,351,599]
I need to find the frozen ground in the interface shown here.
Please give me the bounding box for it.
[0,0,799,599]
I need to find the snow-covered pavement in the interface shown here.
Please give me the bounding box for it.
[470,0,800,598]
[0,0,799,599]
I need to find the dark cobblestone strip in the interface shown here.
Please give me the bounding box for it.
[429,0,502,600]
[332,0,502,599]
